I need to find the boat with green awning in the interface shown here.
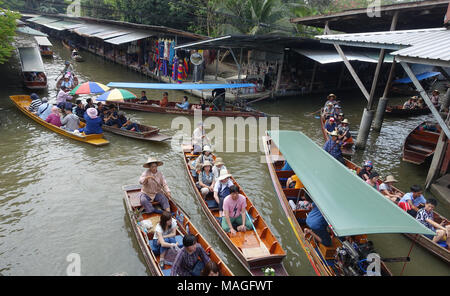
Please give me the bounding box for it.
[263,130,434,276]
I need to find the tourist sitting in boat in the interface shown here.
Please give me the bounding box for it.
[288,195,312,211]
[322,102,334,119]
[79,108,103,135]
[323,93,337,109]
[191,98,207,110]
[118,112,140,132]
[335,112,344,125]
[192,122,209,154]
[160,92,169,107]
[139,157,171,214]
[139,91,148,103]
[201,261,220,276]
[416,199,450,248]
[332,105,342,119]
[60,75,73,90]
[365,172,380,190]
[416,98,425,109]
[337,119,351,142]
[398,184,426,217]
[171,234,210,276]
[304,200,332,247]
[197,161,215,198]
[60,61,73,76]
[324,117,337,137]
[379,175,403,202]
[286,174,304,189]
[28,93,42,114]
[37,97,52,120]
[323,130,345,164]
[221,185,253,236]
[45,106,62,127]
[194,145,214,174]
[358,161,373,181]
[213,170,233,216]
[57,87,73,104]
[402,98,414,109]
[281,161,292,171]
[418,122,438,132]
[152,211,179,268]
[212,158,227,181]
[74,100,85,119]
[430,90,440,108]
[60,103,80,132]
[176,96,190,110]
[85,98,95,110]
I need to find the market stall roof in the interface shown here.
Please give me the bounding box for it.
[268,130,435,237]
[34,36,53,47]
[290,0,449,33]
[16,26,48,37]
[105,31,153,45]
[73,24,112,37]
[393,71,441,84]
[26,15,60,25]
[107,82,255,90]
[43,20,85,31]
[91,28,131,40]
[174,35,317,51]
[294,48,394,64]
[17,47,45,72]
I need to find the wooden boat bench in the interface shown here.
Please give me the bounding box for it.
[318,237,342,260]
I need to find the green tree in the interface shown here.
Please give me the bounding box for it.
[0,8,20,64]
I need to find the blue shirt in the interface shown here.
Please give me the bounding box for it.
[323,139,342,159]
[176,101,190,110]
[82,113,103,135]
[325,122,336,133]
[306,203,328,230]
[399,192,426,207]
[37,102,52,120]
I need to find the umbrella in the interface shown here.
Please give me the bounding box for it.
[96,88,137,102]
[69,81,110,95]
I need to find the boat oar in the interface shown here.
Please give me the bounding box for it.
[147,176,190,219]
[245,211,267,250]
[307,108,322,116]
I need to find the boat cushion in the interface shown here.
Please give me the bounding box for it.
[150,239,160,255]
[206,199,219,209]
[161,268,172,276]
[437,241,448,248]
[175,235,184,248]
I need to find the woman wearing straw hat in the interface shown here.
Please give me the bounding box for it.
[139,157,171,214]
[379,175,403,202]
[323,93,337,109]
[192,145,214,178]
[212,157,227,181]
[337,119,351,142]
[213,169,233,216]
[197,161,215,198]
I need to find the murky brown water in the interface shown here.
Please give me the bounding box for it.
[0,34,449,276]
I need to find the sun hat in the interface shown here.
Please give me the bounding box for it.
[327,93,336,99]
[342,119,349,124]
[326,102,333,106]
[143,156,163,168]
[330,130,339,137]
[214,157,224,166]
[384,175,398,183]
[339,112,344,116]
[202,161,213,168]
[218,169,232,181]
[86,107,98,119]
[203,145,212,152]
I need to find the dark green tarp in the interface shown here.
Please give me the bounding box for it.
[268,130,434,236]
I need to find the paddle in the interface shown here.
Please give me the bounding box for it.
[245,210,266,249]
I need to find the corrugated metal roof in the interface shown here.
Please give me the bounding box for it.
[294,49,393,64]
[27,16,60,25]
[17,47,45,72]
[34,36,52,47]
[105,31,152,45]
[16,26,48,37]
[317,27,450,64]
[43,20,84,31]
[73,24,111,37]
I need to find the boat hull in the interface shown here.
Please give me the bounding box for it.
[385,105,431,117]
[56,76,79,90]
[402,121,441,165]
[102,124,171,142]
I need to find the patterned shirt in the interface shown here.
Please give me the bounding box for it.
[139,169,170,199]
[171,243,210,276]
[323,139,342,159]
[416,209,435,231]
[28,99,42,113]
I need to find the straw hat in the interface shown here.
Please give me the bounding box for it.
[202,161,213,168]
[330,130,339,137]
[143,157,163,168]
[384,175,398,183]
[327,93,336,99]
[214,157,224,166]
[217,169,232,181]
[342,119,349,124]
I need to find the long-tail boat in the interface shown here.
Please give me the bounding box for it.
[56,75,79,90]
[102,123,171,142]
[10,95,109,146]
[17,47,47,90]
[320,111,354,158]
[343,159,450,264]
[34,36,53,57]
[385,105,431,117]
[181,145,287,275]
[402,121,441,165]
[263,130,435,275]
[123,184,233,276]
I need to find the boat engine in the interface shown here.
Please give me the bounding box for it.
[335,240,380,276]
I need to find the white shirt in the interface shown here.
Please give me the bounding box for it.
[153,218,177,240]
[212,165,227,181]
[192,127,204,146]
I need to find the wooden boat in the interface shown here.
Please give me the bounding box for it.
[34,36,53,58]
[320,111,354,158]
[102,123,171,142]
[18,47,47,90]
[62,40,84,62]
[62,39,73,50]
[112,99,266,118]
[343,159,450,264]
[181,145,288,275]
[10,95,109,146]
[263,132,394,276]
[123,184,233,276]
[402,121,441,165]
[72,52,84,62]
[385,105,431,117]
[56,75,79,90]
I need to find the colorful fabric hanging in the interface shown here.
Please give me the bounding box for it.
[169,41,175,65]
[177,63,184,83]
[172,57,178,80]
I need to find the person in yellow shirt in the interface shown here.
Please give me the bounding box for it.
[286,174,304,189]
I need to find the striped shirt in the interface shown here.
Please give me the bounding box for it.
[416,209,435,231]
[28,99,42,113]
[171,243,210,276]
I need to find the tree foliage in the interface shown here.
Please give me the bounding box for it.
[0,8,19,64]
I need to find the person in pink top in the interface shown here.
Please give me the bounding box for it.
[221,185,253,235]
[45,106,62,127]
[365,172,380,191]
[56,87,73,104]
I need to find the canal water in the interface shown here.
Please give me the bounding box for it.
[0,35,449,276]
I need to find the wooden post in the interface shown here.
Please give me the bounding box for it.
[215,49,220,81]
[238,48,243,80]
[309,62,318,92]
[275,51,285,92]
[373,60,397,132]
